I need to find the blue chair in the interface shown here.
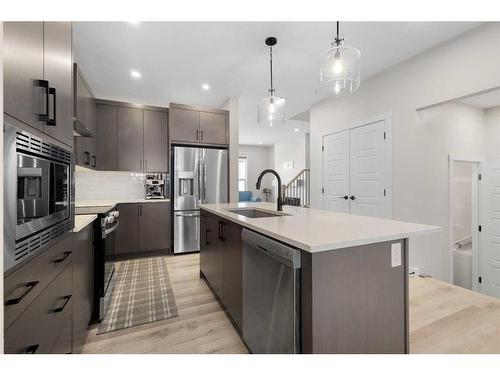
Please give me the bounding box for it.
[239,191,262,202]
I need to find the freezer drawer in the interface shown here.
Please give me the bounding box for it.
[174,211,200,254]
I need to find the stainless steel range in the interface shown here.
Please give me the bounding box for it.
[75,205,119,322]
[4,122,72,272]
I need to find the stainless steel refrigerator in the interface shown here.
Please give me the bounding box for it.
[173,146,228,254]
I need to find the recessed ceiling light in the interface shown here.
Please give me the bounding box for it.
[202,83,210,91]
[258,141,263,145]
[294,128,299,132]
[129,21,140,26]
[130,70,141,79]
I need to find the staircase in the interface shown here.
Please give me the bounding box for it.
[282,169,311,207]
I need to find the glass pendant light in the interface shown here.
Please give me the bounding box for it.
[258,37,286,127]
[316,21,361,97]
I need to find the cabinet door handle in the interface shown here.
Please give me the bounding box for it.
[339,195,349,200]
[218,221,226,241]
[92,156,96,168]
[36,79,49,122]
[201,130,204,141]
[54,295,72,313]
[350,195,356,200]
[46,87,57,126]
[26,344,40,354]
[196,130,199,140]
[54,251,72,263]
[84,151,90,165]
[145,159,147,171]
[5,281,39,306]
[205,229,211,245]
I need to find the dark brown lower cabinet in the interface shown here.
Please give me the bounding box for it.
[116,203,139,255]
[52,316,73,354]
[72,223,94,353]
[4,262,73,354]
[4,233,73,329]
[116,202,171,256]
[200,209,242,331]
[221,220,243,330]
[139,202,171,252]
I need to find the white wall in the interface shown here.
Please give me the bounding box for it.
[452,161,473,243]
[274,133,308,184]
[239,145,274,201]
[485,105,500,161]
[221,97,239,203]
[310,23,500,281]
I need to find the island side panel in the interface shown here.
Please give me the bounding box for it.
[301,239,408,354]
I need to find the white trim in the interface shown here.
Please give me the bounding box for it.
[447,154,483,288]
[320,113,393,219]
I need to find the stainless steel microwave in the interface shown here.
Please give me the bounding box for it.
[4,122,72,271]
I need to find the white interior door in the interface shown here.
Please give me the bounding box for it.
[322,130,350,213]
[479,161,500,299]
[349,120,387,218]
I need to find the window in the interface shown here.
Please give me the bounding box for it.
[238,155,248,191]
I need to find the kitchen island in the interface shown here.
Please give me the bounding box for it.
[199,202,440,354]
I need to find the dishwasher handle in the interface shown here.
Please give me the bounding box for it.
[242,229,301,269]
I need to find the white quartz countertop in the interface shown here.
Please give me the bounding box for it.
[75,198,170,207]
[199,202,441,253]
[73,214,98,232]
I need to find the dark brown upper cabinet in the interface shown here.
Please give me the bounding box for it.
[4,22,73,147]
[74,64,96,136]
[95,100,169,172]
[143,110,168,172]
[74,64,97,169]
[42,22,73,146]
[199,111,228,145]
[96,104,118,171]
[169,107,200,143]
[117,107,144,172]
[169,103,229,145]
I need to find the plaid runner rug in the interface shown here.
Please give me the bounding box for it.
[97,256,178,334]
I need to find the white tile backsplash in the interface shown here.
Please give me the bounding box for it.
[75,170,146,201]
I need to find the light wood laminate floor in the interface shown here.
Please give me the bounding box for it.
[83,253,500,354]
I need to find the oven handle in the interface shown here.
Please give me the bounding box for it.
[102,221,119,238]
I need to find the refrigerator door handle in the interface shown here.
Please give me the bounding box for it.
[201,149,207,204]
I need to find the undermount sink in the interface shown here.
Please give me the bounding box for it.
[228,208,290,218]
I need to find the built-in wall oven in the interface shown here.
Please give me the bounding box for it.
[4,122,72,272]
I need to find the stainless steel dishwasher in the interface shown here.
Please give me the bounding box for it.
[242,229,301,354]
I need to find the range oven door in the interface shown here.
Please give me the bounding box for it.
[95,217,119,321]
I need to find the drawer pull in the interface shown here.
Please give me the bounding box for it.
[54,251,72,263]
[26,344,39,354]
[5,281,39,306]
[54,295,72,313]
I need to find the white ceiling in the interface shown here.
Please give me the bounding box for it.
[74,21,481,146]
[458,89,500,109]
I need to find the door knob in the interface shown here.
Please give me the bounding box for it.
[339,195,349,200]
[350,195,356,200]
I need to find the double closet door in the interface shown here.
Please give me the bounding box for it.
[322,119,389,218]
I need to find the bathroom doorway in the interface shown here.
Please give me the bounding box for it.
[448,155,482,291]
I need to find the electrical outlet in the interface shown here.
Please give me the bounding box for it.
[391,243,402,267]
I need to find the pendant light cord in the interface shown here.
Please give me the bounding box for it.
[269,45,274,95]
[334,21,344,46]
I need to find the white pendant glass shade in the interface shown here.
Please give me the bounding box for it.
[257,94,286,127]
[316,44,361,97]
